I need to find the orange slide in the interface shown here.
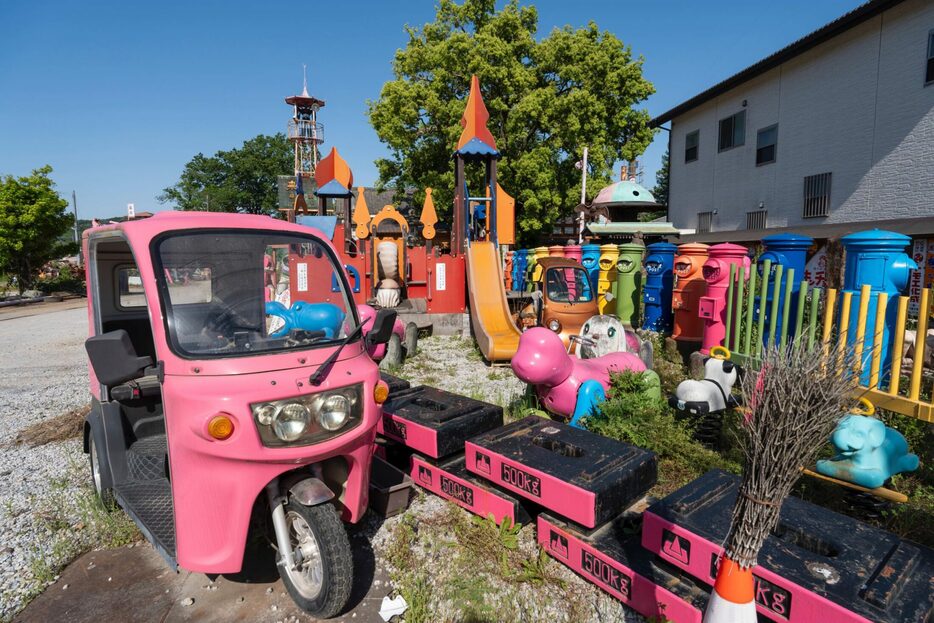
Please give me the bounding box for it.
[466,241,522,362]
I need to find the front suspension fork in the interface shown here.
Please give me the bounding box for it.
[266,479,297,570]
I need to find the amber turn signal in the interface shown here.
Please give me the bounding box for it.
[373,381,390,404]
[207,414,234,440]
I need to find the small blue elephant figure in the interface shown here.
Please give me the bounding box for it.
[265,301,344,339]
[815,415,919,489]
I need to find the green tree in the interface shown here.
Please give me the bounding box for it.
[159,133,292,215]
[368,0,655,242]
[653,148,669,207]
[0,166,74,293]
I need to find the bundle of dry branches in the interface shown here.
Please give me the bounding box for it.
[724,343,859,567]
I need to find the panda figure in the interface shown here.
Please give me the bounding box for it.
[576,315,653,369]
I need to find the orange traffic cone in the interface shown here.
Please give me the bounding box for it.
[703,556,756,622]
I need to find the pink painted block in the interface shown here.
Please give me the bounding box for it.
[538,515,708,623]
[409,454,528,526]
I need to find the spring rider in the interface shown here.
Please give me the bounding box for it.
[699,243,750,355]
[672,243,709,345]
[758,233,813,346]
[840,230,916,386]
[815,399,919,489]
[597,244,619,315]
[614,243,644,327]
[265,301,345,339]
[669,346,739,448]
[642,242,677,333]
[512,327,654,429]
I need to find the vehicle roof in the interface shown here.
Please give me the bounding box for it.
[83,210,326,240]
[538,257,584,270]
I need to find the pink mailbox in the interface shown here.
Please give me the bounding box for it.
[699,243,750,354]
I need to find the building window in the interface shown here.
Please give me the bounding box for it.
[927,30,934,85]
[746,210,767,230]
[685,130,699,163]
[756,125,778,165]
[697,211,713,233]
[718,110,745,151]
[803,172,832,218]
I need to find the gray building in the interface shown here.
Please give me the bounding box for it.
[652,0,934,242]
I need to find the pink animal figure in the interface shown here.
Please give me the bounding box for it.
[512,327,646,419]
[357,304,406,360]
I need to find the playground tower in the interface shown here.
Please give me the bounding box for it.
[284,67,325,217]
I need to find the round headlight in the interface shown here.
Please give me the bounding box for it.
[273,403,310,441]
[548,319,561,332]
[318,394,351,431]
[255,403,278,426]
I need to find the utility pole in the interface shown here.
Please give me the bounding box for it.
[72,190,81,266]
[577,147,588,244]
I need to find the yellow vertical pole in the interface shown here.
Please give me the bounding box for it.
[889,296,908,395]
[837,291,852,374]
[868,292,887,390]
[853,285,871,380]
[822,288,838,362]
[909,288,930,401]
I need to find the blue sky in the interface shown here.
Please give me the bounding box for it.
[0,0,862,218]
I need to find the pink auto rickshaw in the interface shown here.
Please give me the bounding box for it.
[82,212,396,618]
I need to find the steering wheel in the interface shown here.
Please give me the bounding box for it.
[204,299,263,336]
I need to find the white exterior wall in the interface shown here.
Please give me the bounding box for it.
[667,0,934,234]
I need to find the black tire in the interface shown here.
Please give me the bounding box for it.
[88,430,116,508]
[277,501,353,619]
[380,334,404,369]
[403,322,418,358]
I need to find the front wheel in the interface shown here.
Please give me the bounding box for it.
[88,432,115,508]
[277,500,353,619]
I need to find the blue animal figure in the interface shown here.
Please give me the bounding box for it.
[816,410,919,489]
[265,301,345,339]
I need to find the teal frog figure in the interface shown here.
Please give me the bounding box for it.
[816,407,919,489]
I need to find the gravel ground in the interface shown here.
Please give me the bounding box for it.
[0,306,90,618]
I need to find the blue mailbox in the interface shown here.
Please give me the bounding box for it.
[581,244,601,293]
[642,242,677,333]
[513,249,528,292]
[759,233,813,345]
[841,230,916,386]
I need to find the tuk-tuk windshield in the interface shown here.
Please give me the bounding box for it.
[544,267,594,303]
[155,230,356,358]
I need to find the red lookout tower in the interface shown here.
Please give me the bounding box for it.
[284,67,325,218]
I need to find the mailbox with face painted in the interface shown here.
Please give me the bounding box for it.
[758,233,813,346]
[564,244,582,265]
[841,230,917,385]
[528,247,550,291]
[504,250,514,291]
[642,242,677,333]
[581,244,601,294]
[548,245,566,258]
[698,243,750,354]
[597,244,620,315]
[511,249,527,292]
[613,243,644,327]
[672,243,709,344]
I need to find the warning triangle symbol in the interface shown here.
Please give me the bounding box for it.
[663,534,690,565]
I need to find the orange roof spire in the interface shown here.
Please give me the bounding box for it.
[315,147,354,191]
[353,187,371,239]
[457,75,497,152]
[419,188,438,240]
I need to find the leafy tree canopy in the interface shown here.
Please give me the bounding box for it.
[0,166,74,293]
[368,0,655,242]
[159,133,292,216]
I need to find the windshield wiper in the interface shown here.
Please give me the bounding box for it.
[308,323,365,386]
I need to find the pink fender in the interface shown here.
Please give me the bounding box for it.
[512,327,645,418]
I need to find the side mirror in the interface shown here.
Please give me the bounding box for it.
[85,330,153,386]
[365,309,397,348]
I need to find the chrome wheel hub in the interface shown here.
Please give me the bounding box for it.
[284,510,324,599]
